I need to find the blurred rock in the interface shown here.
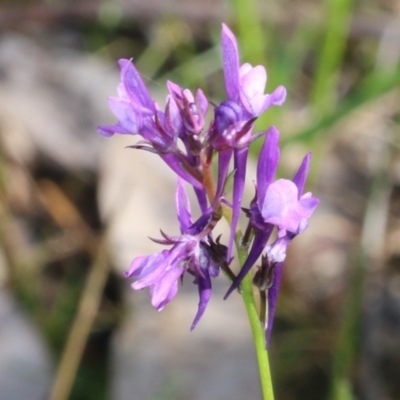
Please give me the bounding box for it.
[0,33,115,171]
[112,282,261,400]
[0,288,53,400]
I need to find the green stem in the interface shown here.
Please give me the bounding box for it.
[205,153,274,400]
[236,239,274,400]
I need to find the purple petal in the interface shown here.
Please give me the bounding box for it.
[160,153,202,189]
[227,147,248,261]
[242,93,266,117]
[182,88,194,103]
[165,97,182,134]
[190,270,212,330]
[108,97,140,133]
[258,86,287,115]
[257,127,280,210]
[224,227,273,299]
[176,178,193,234]
[97,122,132,137]
[261,179,309,236]
[239,63,252,77]
[271,85,287,106]
[119,59,155,114]
[127,253,166,284]
[265,236,291,264]
[266,261,283,346]
[221,24,241,102]
[166,80,182,99]
[150,267,184,311]
[241,65,267,95]
[292,152,311,197]
[298,218,309,234]
[299,194,319,215]
[196,88,208,116]
[239,65,267,115]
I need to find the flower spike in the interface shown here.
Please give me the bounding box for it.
[99,24,318,343]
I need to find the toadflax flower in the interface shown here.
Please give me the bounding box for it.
[208,24,287,262]
[125,179,227,330]
[219,23,286,120]
[224,128,319,344]
[98,58,206,192]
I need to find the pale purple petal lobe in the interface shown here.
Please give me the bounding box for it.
[107,97,140,133]
[97,123,131,137]
[261,179,308,236]
[150,267,184,311]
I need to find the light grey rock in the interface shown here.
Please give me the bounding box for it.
[0,288,53,400]
[111,281,261,400]
[0,34,115,171]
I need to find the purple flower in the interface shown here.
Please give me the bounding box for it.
[126,251,185,311]
[224,128,319,344]
[125,179,226,330]
[98,59,206,191]
[220,23,286,118]
[260,179,318,238]
[98,59,156,137]
[209,24,285,151]
[209,24,287,262]
[167,81,208,139]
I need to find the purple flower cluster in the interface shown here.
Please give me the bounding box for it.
[99,24,319,343]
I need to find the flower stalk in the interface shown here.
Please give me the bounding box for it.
[236,231,275,400]
[242,272,275,400]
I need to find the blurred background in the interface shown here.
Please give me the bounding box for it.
[0,0,400,399]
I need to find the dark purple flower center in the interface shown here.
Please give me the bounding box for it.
[214,100,242,134]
